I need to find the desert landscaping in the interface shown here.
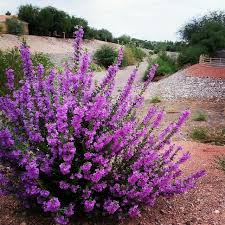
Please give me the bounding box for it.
[0,2,225,225]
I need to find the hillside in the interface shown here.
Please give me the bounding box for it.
[0,34,121,65]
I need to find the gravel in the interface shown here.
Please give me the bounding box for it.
[145,71,225,99]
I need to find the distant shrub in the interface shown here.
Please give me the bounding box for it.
[31,52,54,69]
[190,127,225,145]
[143,52,178,81]
[0,47,54,95]
[208,129,225,146]
[0,24,3,33]
[89,62,104,72]
[150,96,162,103]
[190,127,208,141]
[129,44,146,62]
[94,45,117,68]
[178,45,207,67]
[121,46,136,67]
[193,111,207,121]
[6,18,24,35]
[0,27,204,225]
[218,156,225,172]
[122,45,146,67]
[117,35,131,45]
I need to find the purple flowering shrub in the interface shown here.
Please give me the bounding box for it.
[0,27,204,225]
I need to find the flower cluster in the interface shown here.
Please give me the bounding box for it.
[0,27,204,224]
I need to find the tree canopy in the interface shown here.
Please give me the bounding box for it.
[17,3,182,54]
[179,11,225,55]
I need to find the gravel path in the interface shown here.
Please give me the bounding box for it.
[145,71,225,99]
[95,65,225,100]
[94,60,148,92]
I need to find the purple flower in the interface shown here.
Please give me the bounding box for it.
[59,181,70,190]
[73,26,84,65]
[128,171,141,185]
[143,64,158,90]
[6,69,14,90]
[84,199,96,212]
[40,190,50,198]
[91,169,106,183]
[20,43,34,79]
[43,197,60,212]
[81,162,92,173]
[59,163,71,175]
[54,215,69,225]
[103,200,120,214]
[64,203,75,217]
[0,27,203,224]
[25,161,39,179]
[62,142,76,162]
[175,110,190,129]
[0,129,14,147]
[116,47,124,66]
[128,205,140,217]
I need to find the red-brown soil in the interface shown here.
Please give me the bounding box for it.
[185,64,225,79]
[128,142,225,225]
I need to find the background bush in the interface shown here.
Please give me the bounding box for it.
[121,46,137,67]
[190,127,225,145]
[143,52,178,81]
[0,48,54,95]
[193,110,207,121]
[178,11,225,66]
[122,44,146,67]
[6,18,24,35]
[190,127,208,141]
[177,45,207,67]
[94,45,117,68]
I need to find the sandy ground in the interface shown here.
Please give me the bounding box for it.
[0,34,120,65]
[0,34,120,54]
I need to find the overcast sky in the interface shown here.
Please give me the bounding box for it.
[0,0,225,41]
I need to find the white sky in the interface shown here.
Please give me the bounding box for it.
[0,0,225,41]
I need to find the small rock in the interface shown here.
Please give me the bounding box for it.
[191,217,198,223]
[160,209,166,215]
[214,210,220,214]
[185,221,191,225]
[20,222,27,225]
[180,206,185,212]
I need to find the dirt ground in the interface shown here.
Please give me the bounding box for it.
[186,64,225,79]
[141,98,225,142]
[128,141,225,225]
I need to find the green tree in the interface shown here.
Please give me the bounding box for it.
[97,29,113,42]
[179,11,225,55]
[38,6,71,36]
[118,35,131,45]
[18,4,40,35]
[69,16,89,37]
